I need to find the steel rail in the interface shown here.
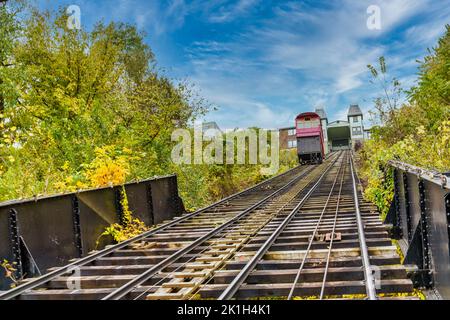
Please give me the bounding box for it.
[194,154,335,301]
[350,157,377,300]
[134,161,331,300]
[0,164,306,300]
[286,153,346,300]
[218,151,342,300]
[319,153,347,299]
[102,163,322,300]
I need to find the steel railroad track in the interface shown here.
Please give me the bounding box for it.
[0,151,417,300]
[198,152,416,300]
[0,155,331,300]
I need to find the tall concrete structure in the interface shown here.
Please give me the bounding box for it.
[347,104,364,149]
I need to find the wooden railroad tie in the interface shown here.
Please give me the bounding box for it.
[146,172,325,300]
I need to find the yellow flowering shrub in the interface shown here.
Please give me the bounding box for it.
[361,122,450,218]
[1,259,20,288]
[97,186,149,244]
[84,146,131,187]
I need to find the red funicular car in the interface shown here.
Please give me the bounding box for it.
[295,112,325,164]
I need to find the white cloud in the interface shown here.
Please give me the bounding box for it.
[374,0,429,32]
[61,0,443,129]
[404,20,448,47]
[200,90,294,130]
[333,108,350,123]
[156,0,446,129]
[208,0,260,23]
[94,0,190,36]
[47,0,446,130]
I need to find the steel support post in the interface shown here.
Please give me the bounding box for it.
[387,168,403,239]
[418,180,431,272]
[403,179,433,288]
[72,195,83,257]
[8,209,23,280]
[146,182,154,225]
[403,172,412,241]
[169,176,182,215]
[445,193,450,258]
[414,180,433,288]
[114,188,125,225]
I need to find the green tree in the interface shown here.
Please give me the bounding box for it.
[410,24,450,130]
[0,0,25,114]
[0,4,291,222]
[0,6,207,200]
[361,26,450,217]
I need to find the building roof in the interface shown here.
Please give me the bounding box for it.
[347,104,363,117]
[202,121,221,131]
[328,120,349,128]
[279,126,295,131]
[315,107,327,120]
[295,112,320,120]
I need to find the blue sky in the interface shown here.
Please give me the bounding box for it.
[36,0,450,129]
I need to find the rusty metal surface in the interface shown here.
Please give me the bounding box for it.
[391,165,450,298]
[389,161,450,190]
[425,181,450,298]
[406,173,421,241]
[0,210,13,288]
[0,176,183,290]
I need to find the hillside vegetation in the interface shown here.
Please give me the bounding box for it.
[360,25,450,217]
[0,2,295,214]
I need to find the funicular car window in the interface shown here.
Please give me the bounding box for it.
[298,117,320,129]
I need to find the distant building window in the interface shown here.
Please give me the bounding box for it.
[353,117,359,123]
[288,129,295,136]
[288,140,297,148]
[352,127,362,136]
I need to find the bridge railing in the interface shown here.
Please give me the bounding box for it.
[386,160,450,298]
[0,175,184,290]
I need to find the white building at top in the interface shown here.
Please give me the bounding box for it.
[347,104,365,148]
[279,104,370,152]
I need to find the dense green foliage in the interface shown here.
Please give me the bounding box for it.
[172,132,297,211]
[360,25,450,217]
[0,3,199,198]
[0,2,296,218]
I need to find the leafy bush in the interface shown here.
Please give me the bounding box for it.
[97,187,148,244]
[360,25,450,217]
